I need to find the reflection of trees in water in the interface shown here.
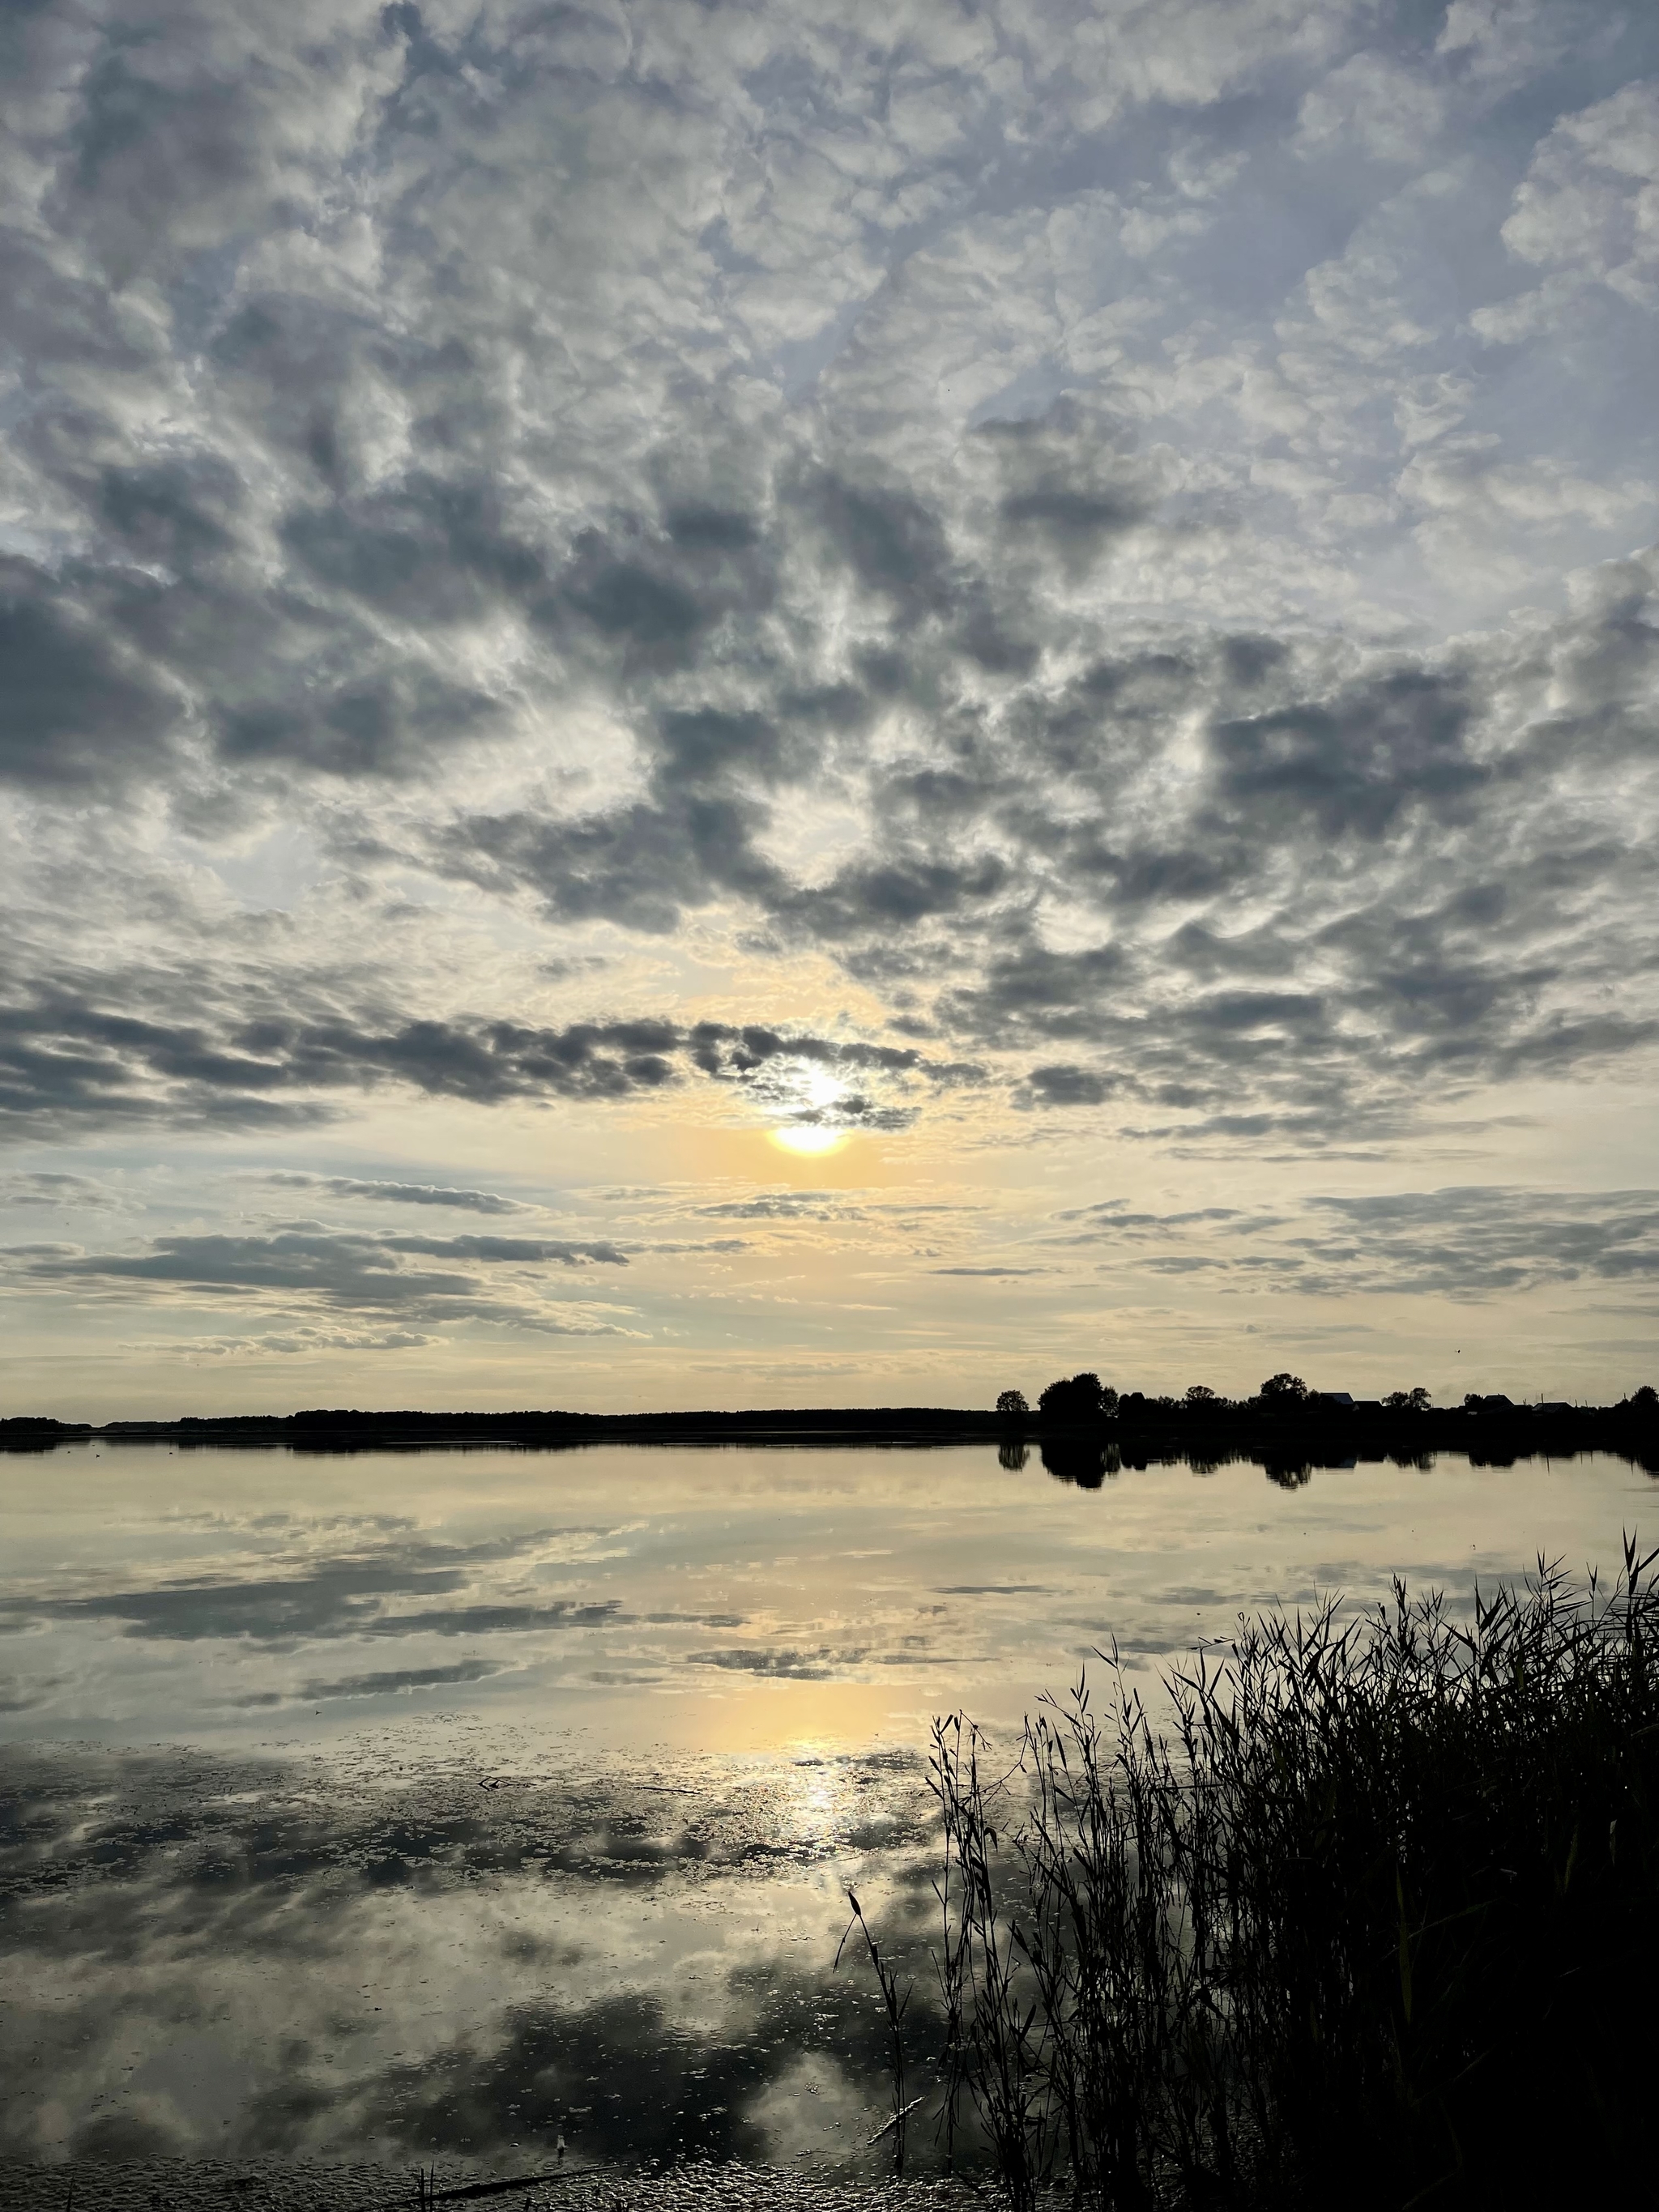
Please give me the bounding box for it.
[998,1439,1028,1472]
[1039,1440,1121,1490]
[1264,1456,1312,1490]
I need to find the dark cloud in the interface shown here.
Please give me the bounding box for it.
[0,560,181,791]
[0,995,673,1138]
[1051,1184,1659,1301]
[2,1224,634,1342]
[1292,1187,1659,1297]
[981,399,1160,571]
[1023,1064,1120,1108]
[0,1171,125,1208]
[684,1023,980,1088]
[693,1192,859,1221]
[262,1174,528,1215]
[1208,670,1486,842]
[435,795,785,936]
[14,1225,625,1288]
[805,471,956,620]
[779,850,1014,943]
[233,1660,504,1706]
[377,1233,626,1264]
[279,475,544,625]
[218,666,501,779]
[929,1265,1050,1276]
[356,1603,624,1638]
[0,983,976,1142]
[687,1646,856,1681]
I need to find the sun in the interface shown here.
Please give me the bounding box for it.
[770,1123,849,1156]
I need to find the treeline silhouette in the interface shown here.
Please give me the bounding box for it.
[996,1372,1659,1485]
[1,1379,1654,1471]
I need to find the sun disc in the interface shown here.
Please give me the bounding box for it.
[770,1124,848,1156]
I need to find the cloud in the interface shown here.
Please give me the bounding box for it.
[1208,668,1484,841]
[1294,1186,1659,1297]
[260,1174,528,1215]
[117,1325,444,1357]
[2,1224,637,1341]
[232,1660,505,1706]
[687,1647,858,1681]
[929,1265,1051,1277]
[693,1193,860,1221]
[0,1171,128,1209]
[0,562,184,794]
[1294,51,1448,163]
[1057,1184,1659,1301]
[13,1225,626,1289]
[356,1603,623,1639]
[0,983,974,1142]
[1473,79,1659,339]
[0,0,1653,1395]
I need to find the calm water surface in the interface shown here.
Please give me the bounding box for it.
[2,1441,1651,2175]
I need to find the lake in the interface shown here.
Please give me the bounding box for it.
[2,1440,1652,2177]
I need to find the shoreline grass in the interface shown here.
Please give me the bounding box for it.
[853,1538,1659,2208]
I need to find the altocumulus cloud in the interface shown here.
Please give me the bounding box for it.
[2,1225,638,1336]
[0,992,978,1140]
[1054,1187,1659,1302]
[261,1173,531,1215]
[0,0,1655,1379]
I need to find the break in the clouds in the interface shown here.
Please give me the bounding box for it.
[1,0,1654,1406]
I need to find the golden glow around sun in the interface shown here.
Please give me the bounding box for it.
[770,1124,849,1156]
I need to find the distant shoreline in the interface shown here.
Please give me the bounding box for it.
[2,1398,1655,1468]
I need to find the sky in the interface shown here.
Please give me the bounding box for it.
[0,0,1655,1419]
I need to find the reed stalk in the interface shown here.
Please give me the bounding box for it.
[848,1536,1659,2208]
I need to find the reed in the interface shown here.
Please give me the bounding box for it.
[861,1536,1659,2208]
[834,1886,920,2176]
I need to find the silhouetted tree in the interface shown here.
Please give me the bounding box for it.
[1629,1385,1656,1416]
[1258,1372,1308,1406]
[996,1388,1029,1421]
[1385,1387,1431,1412]
[1038,1372,1111,1426]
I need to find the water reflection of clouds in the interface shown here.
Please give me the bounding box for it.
[1,1742,937,2171]
[5,1441,1653,2172]
[2,1443,1654,1757]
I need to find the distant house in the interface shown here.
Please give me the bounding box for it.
[1316,1391,1355,1409]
